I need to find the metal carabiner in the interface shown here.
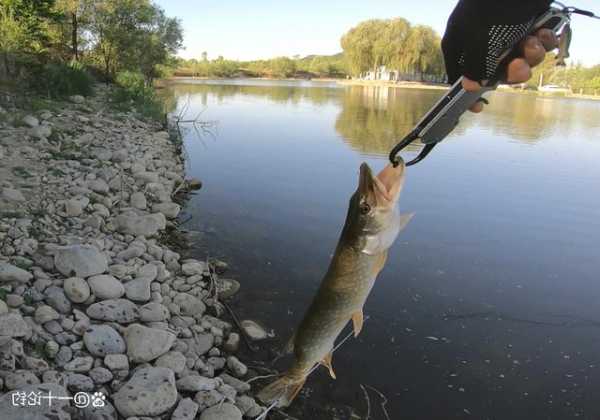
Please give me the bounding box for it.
[389,129,437,167]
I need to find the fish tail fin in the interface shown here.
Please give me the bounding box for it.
[257,373,307,408]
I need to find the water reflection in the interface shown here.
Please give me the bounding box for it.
[165,80,600,157]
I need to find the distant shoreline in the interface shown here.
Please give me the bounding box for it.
[159,77,600,100]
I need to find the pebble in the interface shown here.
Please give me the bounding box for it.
[104,354,129,371]
[172,397,199,420]
[227,356,248,377]
[125,323,176,363]
[155,351,187,374]
[86,299,139,323]
[0,262,33,283]
[0,312,32,337]
[176,375,222,392]
[113,367,177,417]
[87,274,125,299]
[240,320,268,340]
[54,244,108,278]
[63,276,91,303]
[83,324,126,356]
[199,403,243,420]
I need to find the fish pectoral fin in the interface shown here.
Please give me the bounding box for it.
[398,212,415,231]
[284,333,296,354]
[352,310,364,337]
[320,352,336,379]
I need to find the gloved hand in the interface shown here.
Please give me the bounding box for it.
[442,0,559,112]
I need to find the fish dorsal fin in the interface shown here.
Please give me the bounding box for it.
[352,310,364,337]
[320,352,336,379]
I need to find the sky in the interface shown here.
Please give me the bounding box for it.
[155,0,600,66]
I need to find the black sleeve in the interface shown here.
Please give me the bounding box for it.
[442,0,553,84]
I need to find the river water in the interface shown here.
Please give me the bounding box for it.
[164,79,600,420]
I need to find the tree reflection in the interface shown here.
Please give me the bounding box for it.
[164,81,600,156]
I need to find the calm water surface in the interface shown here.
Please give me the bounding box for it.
[165,79,600,420]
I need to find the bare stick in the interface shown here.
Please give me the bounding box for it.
[360,384,371,420]
[245,373,281,384]
[363,385,391,420]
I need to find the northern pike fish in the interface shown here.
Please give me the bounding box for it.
[556,23,572,66]
[258,160,412,407]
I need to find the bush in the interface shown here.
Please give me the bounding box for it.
[112,71,164,120]
[33,61,94,98]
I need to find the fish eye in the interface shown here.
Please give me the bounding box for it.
[359,202,371,215]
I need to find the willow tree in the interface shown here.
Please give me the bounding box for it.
[340,17,444,79]
[340,19,385,75]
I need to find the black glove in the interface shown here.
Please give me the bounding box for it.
[442,0,553,85]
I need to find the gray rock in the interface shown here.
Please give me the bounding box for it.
[88,274,124,299]
[31,124,52,139]
[22,114,39,127]
[55,346,73,366]
[236,395,263,417]
[64,356,94,372]
[194,390,225,411]
[124,277,151,302]
[69,95,85,104]
[115,212,166,237]
[81,398,117,420]
[89,366,113,384]
[181,261,207,276]
[1,188,26,202]
[83,324,126,356]
[0,300,8,314]
[4,370,40,389]
[219,373,251,393]
[129,192,147,209]
[125,323,175,363]
[113,367,177,417]
[155,351,186,374]
[172,398,199,420]
[66,373,94,391]
[54,245,108,277]
[173,293,206,318]
[44,286,72,313]
[216,278,240,299]
[88,179,110,194]
[139,302,169,322]
[176,375,222,392]
[226,356,248,377]
[0,312,32,337]
[0,262,33,283]
[104,354,129,371]
[35,304,60,323]
[134,171,159,184]
[0,383,71,420]
[182,333,214,357]
[152,202,181,219]
[223,333,240,353]
[64,276,91,303]
[199,403,243,420]
[65,198,84,217]
[240,320,268,340]
[86,299,139,323]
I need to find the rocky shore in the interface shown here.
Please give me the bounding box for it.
[0,87,263,419]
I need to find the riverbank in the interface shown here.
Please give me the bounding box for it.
[0,85,263,419]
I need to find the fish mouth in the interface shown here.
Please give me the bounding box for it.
[358,159,406,206]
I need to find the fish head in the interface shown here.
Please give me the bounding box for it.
[347,160,411,254]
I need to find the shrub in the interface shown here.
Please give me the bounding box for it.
[112,71,164,120]
[32,61,94,98]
